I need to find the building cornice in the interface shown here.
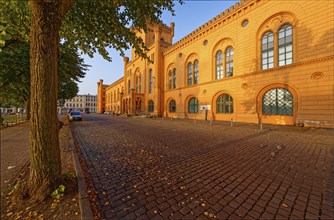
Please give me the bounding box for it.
[107,77,124,89]
[164,0,264,56]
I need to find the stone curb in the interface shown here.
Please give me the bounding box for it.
[68,126,94,220]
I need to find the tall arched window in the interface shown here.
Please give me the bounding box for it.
[188,97,199,113]
[168,70,172,89]
[148,100,154,112]
[127,80,130,94]
[216,50,223,79]
[169,99,176,112]
[216,94,233,114]
[194,60,199,84]
[173,68,176,89]
[278,24,293,66]
[262,32,274,70]
[149,69,153,93]
[187,63,192,86]
[138,75,141,93]
[262,88,293,115]
[225,47,233,77]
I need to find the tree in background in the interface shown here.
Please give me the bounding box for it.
[1,0,182,201]
[0,40,88,119]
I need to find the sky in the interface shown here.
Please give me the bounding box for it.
[78,1,238,95]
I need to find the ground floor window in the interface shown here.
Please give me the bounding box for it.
[216,94,233,114]
[188,97,198,113]
[262,88,293,115]
[169,100,176,112]
[148,100,154,112]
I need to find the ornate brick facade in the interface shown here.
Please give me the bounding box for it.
[97,0,334,127]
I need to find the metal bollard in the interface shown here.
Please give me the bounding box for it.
[231,118,233,127]
[260,118,263,130]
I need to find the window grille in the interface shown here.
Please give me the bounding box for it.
[169,100,176,113]
[262,88,293,115]
[216,94,233,114]
[188,97,198,113]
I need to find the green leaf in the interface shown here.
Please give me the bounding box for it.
[59,185,65,193]
[51,189,58,197]
[2,33,12,40]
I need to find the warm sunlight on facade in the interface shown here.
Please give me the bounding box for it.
[97,0,334,128]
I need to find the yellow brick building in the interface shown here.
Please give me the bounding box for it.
[97,0,334,128]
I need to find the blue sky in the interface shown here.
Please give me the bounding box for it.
[78,1,238,95]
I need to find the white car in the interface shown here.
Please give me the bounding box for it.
[69,111,82,122]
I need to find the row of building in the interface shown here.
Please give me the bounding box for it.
[58,94,97,113]
[97,0,333,128]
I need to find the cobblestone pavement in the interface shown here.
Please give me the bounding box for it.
[0,123,30,191]
[71,114,334,219]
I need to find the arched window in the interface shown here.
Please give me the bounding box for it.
[225,47,233,77]
[169,99,176,113]
[262,32,274,70]
[139,75,141,93]
[216,50,223,79]
[216,94,233,114]
[194,60,199,84]
[127,80,131,94]
[187,63,192,86]
[168,68,177,90]
[188,97,199,113]
[136,76,139,93]
[278,24,293,66]
[168,70,172,89]
[262,88,293,115]
[148,100,154,112]
[173,68,176,89]
[149,69,153,93]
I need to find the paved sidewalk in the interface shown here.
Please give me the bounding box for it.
[0,123,30,191]
[72,115,334,219]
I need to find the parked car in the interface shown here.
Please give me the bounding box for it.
[69,111,82,122]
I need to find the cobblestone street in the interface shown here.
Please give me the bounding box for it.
[71,114,334,219]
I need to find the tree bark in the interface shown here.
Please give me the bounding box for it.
[28,0,73,201]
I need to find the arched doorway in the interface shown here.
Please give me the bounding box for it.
[136,97,142,114]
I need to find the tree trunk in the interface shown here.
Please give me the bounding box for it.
[28,0,73,201]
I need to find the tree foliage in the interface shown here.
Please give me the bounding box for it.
[1,0,182,201]
[0,40,88,107]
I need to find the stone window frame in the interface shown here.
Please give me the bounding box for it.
[256,12,297,71]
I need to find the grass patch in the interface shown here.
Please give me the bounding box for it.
[2,114,27,123]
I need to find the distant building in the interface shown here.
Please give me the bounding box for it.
[96,80,109,113]
[0,107,26,115]
[60,94,97,113]
[97,0,333,128]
